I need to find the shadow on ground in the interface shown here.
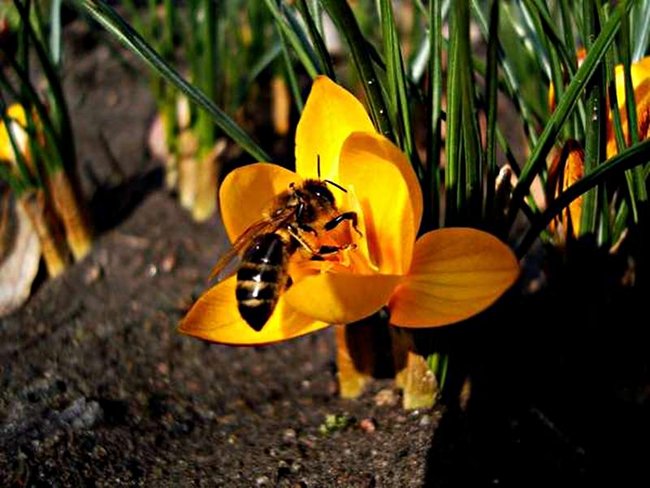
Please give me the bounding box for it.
[424,232,650,487]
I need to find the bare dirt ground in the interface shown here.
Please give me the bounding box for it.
[1,18,650,488]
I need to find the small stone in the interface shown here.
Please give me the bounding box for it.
[359,417,377,433]
[146,264,158,277]
[277,460,291,478]
[161,253,176,273]
[106,90,119,107]
[282,428,297,444]
[61,398,103,430]
[93,445,108,458]
[374,388,399,407]
[255,475,271,486]
[299,435,316,450]
[83,264,102,284]
[419,414,432,426]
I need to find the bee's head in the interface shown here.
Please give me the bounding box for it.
[302,179,336,206]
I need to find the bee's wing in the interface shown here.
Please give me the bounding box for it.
[208,246,242,282]
[208,212,293,280]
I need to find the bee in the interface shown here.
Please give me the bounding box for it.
[210,170,359,332]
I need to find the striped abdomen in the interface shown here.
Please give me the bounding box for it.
[237,233,290,331]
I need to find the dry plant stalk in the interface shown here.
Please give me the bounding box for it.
[272,75,290,136]
[160,112,179,191]
[19,189,69,277]
[392,329,437,409]
[401,351,437,409]
[0,189,12,263]
[178,129,200,210]
[192,139,226,222]
[48,170,92,260]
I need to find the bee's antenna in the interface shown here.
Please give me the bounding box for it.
[317,153,347,192]
[324,179,347,193]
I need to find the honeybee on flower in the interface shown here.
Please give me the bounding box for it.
[180,76,519,345]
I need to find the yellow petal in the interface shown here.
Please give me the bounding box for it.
[338,132,422,274]
[295,76,375,181]
[284,271,402,324]
[0,104,29,164]
[219,163,298,242]
[547,141,584,239]
[7,104,27,125]
[389,228,519,327]
[179,276,330,345]
[612,56,650,109]
[607,57,650,157]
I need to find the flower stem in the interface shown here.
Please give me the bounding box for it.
[320,0,393,137]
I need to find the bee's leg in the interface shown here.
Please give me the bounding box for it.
[316,243,356,256]
[286,225,317,254]
[324,211,362,237]
[310,242,357,261]
[294,201,318,236]
[298,223,318,236]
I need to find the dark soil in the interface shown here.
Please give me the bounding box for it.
[2,18,650,488]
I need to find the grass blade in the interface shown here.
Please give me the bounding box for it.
[620,14,648,207]
[15,0,75,167]
[50,0,62,66]
[578,0,605,239]
[295,0,335,79]
[474,1,542,148]
[379,0,415,161]
[263,0,319,78]
[278,25,305,113]
[484,0,499,223]
[444,0,463,225]
[455,0,482,224]
[320,0,393,137]
[425,0,443,231]
[631,0,650,61]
